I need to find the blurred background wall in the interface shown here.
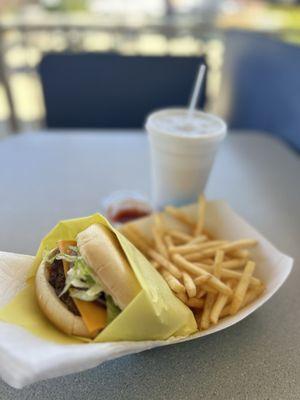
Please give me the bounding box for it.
[1,0,300,136]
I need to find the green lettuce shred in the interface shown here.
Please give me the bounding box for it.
[106,295,121,323]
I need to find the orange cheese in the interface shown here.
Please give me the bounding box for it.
[57,240,77,276]
[57,239,107,333]
[73,299,107,333]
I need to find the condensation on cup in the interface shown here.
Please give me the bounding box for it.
[145,108,227,210]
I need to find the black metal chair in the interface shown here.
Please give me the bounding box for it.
[39,53,206,129]
[218,30,300,151]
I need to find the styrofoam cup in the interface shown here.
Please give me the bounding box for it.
[146,108,227,209]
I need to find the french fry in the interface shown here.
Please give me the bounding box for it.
[174,253,232,296]
[213,250,224,278]
[231,249,250,259]
[194,264,261,287]
[182,272,197,298]
[219,306,230,318]
[151,261,160,269]
[154,213,164,231]
[210,280,235,324]
[200,293,215,330]
[210,293,228,324]
[127,224,153,247]
[152,226,169,259]
[169,244,200,256]
[248,284,265,301]
[200,250,225,329]
[194,276,232,296]
[188,235,208,245]
[194,275,209,285]
[195,246,231,259]
[164,235,174,252]
[223,239,257,253]
[198,240,229,251]
[152,215,169,258]
[175,291,188,304]
[185,239,256,261]
[172,254,210,278]
[197,283,218,294]
[169,240,227,256]
[206,278,230,295]
[221,259,248,269]
[202,229,213,239]
[184,245,227,262]
[193,264,213,272]
[220,285,264,318]
[122,225,151,254]
[194,195,206,236]
[230,261,256,314]
[198,250,224,326]
[186,298,204,309]
[165,206,195,228]
[201,258,214,265]
[191,261,213,271]
[124,226,182,280]
[196,289,206,299]
[220,269,261,287]
[167,230,193,244]
[185,252,211,262]
[148,250,182,279]
[195,311,203,330]
[160,269,186,294]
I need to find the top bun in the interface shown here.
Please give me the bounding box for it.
[77,223,140,310]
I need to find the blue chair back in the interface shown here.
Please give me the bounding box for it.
[220,30,300,151]
[39,53,206,129]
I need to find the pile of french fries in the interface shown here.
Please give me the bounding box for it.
[121,196,264,331]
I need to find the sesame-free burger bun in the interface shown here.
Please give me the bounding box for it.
[77,223,141,310]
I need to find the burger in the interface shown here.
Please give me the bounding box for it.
[35,223,141,338]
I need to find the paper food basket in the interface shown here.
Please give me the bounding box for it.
[0,200,293,388]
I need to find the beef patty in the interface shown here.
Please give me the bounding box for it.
[47,258,80,316]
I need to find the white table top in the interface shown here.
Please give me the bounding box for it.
[0,130,299,399]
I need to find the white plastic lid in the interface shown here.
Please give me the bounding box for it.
[146,108,227,142]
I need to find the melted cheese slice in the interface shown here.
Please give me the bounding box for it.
[57,240,107,333]
[73,298,106,333]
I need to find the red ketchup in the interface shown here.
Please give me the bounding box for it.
[106,198,152,224]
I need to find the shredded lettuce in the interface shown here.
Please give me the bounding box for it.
[43,249,59,265]
[106,295,121,323]
[69,283,103,301]
[45,246,104,302]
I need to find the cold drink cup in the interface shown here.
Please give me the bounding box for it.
[146,108,227,209]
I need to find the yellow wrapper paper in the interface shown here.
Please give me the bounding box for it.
[0,214,197,343]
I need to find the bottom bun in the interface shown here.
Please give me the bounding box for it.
[35,252,95,339]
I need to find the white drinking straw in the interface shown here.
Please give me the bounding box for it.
[187,64,206,119]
